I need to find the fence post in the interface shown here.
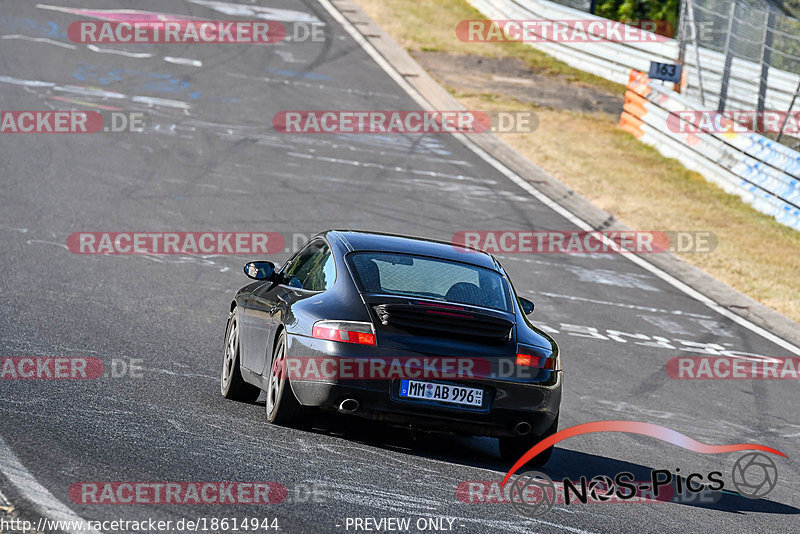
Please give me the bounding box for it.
[757,8,776,133]
[675,0,688,92]
[686,0,707,106]
[777,79,800,142]
[717,2,737,113]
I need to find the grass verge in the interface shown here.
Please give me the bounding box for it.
[352,0,800,323]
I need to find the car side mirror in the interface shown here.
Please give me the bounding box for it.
[519,297,535,315]
[243,261,276,281]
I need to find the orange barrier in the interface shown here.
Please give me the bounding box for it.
[619,111,644,138]
[619,69,650,137]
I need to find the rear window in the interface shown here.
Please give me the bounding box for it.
[347,252,511,311]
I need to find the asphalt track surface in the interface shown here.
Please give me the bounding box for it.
[1,1,799,533]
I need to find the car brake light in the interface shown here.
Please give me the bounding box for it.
[516,345,558,370]
[312,320,376,345]
[425,310,473,318]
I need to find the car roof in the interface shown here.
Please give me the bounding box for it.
[324,230,499,271]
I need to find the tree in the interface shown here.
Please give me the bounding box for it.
[595,0,680,37]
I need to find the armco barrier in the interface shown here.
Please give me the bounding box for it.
[467,0,800,231]
[622,70,800,231]
[467,0,800,111]
[468,0,676,85]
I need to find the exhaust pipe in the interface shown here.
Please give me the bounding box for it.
[338,398,359,414]
[513,421,532,436]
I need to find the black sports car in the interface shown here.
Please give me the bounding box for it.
[221,230,562,464]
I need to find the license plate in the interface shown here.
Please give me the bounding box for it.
[399,379,484,407]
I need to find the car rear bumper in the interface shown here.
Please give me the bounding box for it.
[286,334,561,438]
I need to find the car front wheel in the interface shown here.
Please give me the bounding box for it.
[265,330,302,424]
[221,310,261,402]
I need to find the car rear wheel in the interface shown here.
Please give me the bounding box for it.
[221,310,261,402]
[498,415,559,466]
[265,330,302,424]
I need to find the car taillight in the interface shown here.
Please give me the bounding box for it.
[312,320,376,346]
[516,345,558,370]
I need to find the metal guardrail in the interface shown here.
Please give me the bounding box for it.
[470,0,800,111]
[622,71,800,231]
[467,0,800,232]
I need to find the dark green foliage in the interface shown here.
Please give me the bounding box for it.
[595,0,680,35]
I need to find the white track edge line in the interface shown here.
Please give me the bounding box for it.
[0,436,101,534]
[316,0,800,357]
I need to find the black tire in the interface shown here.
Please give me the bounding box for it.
[220,310,261,402]
[265,330,303,424]
[499,415,559,466]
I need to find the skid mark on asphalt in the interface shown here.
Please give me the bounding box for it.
[402,178,534,203]
[499,256,664,291]
[138,255,230,272]
[163,56,202,67]
[53,84,124,99]
[24,239,68,250]
[141,367,217,380]
[275,49,301,63]
[533,320,781,360]
[160,178,252,195]
[0,337,98,356]
[588,400,674,420]
[327,133,452,156]
[85,44,152,58]
[575,397,792,445]
[316,444,437,472]
[0,75,54,87]
[142,117,469,167]
[531,291,713,319]
[226,72,404,101]
[0,73,192,111]
[283,138,468,164]
[638,314,694,336]
[322,480,441,514]
[286,152,486,182]
[0,34,74,49]
[562,265,660,292]
[321,481,599,533]
[770,423,800,438]
[186,0,322,23]
[2,32,202,67]
[17,232,234,273]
